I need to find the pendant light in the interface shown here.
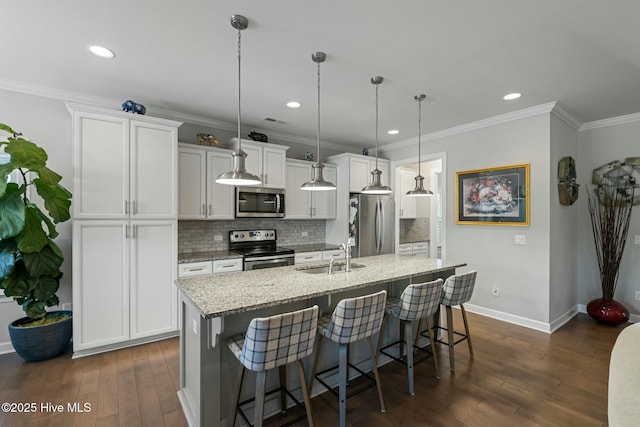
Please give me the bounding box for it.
[406,94,434,197]
[301,52,336,191]
[216,15,262,186]
[361,76,393,195]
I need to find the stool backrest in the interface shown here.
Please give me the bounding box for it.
[441,270,477,306]
[390,278,444,321]
[239,305,319,371]
[322,290,387,344]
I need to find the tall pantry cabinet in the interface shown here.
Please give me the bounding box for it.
[67,103,182,357]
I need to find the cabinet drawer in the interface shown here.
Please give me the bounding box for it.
[212,258,243,274]
[179,261,213,277]
[399,243,413,255]
[412,242,429,251]
[412,250,429,257]
[322,250,346,261]
[295,252,323,264]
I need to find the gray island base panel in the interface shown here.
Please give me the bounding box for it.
[176,254,467,427]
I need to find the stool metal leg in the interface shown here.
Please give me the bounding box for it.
[424,317,440,379]
[403,320,415,395]
[254,370,267,427]
[460,304,474,357]
[232,367,245,427]
[338,343,348,427]
[445,305,455,371]
[295,359,315,427]
[279,365,287,413]
[366,336,386,412]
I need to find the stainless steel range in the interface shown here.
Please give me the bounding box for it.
[229,229,295,271]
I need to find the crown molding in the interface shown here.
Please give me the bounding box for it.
[380,102,558,154]
[551,102,583,130]
[579,111,640,131]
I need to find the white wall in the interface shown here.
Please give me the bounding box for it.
[0,89,73,351]
[386,113,553,325]
[577,121,640,317]
[549,115,579,325]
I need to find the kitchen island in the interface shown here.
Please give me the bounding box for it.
[176,254,466,427]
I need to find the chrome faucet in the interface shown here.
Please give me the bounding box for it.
[328,258,335,275]
[340,239,353,272]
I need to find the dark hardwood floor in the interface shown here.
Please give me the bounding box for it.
[0,312,626,427]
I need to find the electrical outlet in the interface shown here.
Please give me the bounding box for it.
[514,235,526,245]
[492,285,499,297]
[301,231,308,237]
[62,303,72,311]
[214,235,223,241]
[635,291,640,301]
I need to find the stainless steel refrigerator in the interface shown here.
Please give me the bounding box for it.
[349,193,395,257]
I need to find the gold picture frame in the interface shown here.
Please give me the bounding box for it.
[455,163,530,226]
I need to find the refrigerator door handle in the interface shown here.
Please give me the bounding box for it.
[378,199,384,252]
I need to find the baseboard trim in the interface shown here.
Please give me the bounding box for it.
[464,304,557,333]
[0,341,15,355]
[72,331,179,359]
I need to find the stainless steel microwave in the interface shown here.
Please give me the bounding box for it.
[236,187,286,218]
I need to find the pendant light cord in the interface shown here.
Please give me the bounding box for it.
[375,82,379,170]
[236,26,242,153]
[316,59,321,162]
[417,96,422,177]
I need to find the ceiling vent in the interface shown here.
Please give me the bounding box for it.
[262,117,288,125]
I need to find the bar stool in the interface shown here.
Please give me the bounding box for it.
[422,270,477,371]
[310,290,387,427]
[228,305,319,427]
[379,278,443,395]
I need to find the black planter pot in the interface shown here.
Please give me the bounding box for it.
[8,310,72,362]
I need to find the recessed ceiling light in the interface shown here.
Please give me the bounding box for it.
[286,101,301,108]
[88,45,115,59]
[388,129,399,135]
[503,92,522,101]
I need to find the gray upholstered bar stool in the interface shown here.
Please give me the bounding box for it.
[228,305,319,427]
[310,290,387,427]
[421,270,477,371]
[379,278,443,395]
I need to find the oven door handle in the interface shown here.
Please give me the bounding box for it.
[244,253,294,262]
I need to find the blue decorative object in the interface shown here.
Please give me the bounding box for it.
[121,100,146,115]
[362,147,369,156]
[8,311,72,362]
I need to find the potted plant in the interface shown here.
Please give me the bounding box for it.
[586,158,638,326]
[0,123,72,361]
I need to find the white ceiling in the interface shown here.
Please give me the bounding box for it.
[3,1,640,149]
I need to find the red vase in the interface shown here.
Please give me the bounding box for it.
[586,298,629,326]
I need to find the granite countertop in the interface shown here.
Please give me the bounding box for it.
[178,250,241,263]
[176,254,466,319]
[286,243,343,252]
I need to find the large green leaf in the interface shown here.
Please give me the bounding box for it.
[2,264,35,297]
[31,202,58,239]
[0,183,26,239]
[23,244,63,277]
[24,299,46,319]
[35,166,62,185]
[4,137,47,171]
[33,178,71,224]
[0,162,15,197]
[0,123,16,135]
[16,205,48,253]
[0,238,17,281]
[33,275,59,302]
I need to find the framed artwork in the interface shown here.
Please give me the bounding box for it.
[455,163,530,226]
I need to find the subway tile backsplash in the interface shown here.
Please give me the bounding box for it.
[399,217,430,243]
[178,220,327,253]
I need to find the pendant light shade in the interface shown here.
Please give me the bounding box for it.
[216,14,261,187]
[362,76,392,195]
[406,94,434,197]
[301,52,336,191]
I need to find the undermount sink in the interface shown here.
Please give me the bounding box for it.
[296,262,365,275]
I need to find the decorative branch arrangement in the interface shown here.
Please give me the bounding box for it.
[587,183,635,300]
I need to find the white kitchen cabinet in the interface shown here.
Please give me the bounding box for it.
[72,220,177,352]
[294,251,323,264]
[285,159,337,219]
[399,243,413,255]
[398,241,430,257]
[348,155,390,193]
[322,248,346,261]
[212,258,243,274]
[233,138,289,189]
[178,261,213,278]
[68,103,180,220]
[178,144,234,220]
[399,168,417,219]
